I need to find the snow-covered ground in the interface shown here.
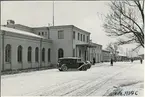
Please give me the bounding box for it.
[1,61,144,96]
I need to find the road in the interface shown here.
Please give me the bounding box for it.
[1,61,144,96]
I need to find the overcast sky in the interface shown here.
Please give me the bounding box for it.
[1,1,143,55]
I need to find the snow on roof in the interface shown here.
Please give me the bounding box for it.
[117,53,126,56]
[59,57,81,60]
[1,26,45,38]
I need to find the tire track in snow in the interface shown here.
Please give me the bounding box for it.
[22,71,100,96]
[61,65,134,96]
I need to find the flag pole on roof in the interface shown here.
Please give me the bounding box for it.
[52,0,54,26]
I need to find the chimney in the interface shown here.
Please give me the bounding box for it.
[7,20,15,25]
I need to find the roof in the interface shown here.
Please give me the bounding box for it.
[117,53,127,57]
[59,57,81,60]
[49,25,91,34]
[91,42,102,47]
[102,50,110,53]
[1,26,45,38]
[76,43,96,47]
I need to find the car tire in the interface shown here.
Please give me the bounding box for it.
[61,65,68,71]
[82,66,87,71]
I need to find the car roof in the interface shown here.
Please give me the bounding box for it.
[59,57,81,60]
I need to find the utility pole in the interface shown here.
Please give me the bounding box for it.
[52,0,54,26]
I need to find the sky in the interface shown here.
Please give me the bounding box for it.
[1,1,143,55]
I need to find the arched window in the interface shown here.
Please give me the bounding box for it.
[5,44,11,62]
[18,45,22,62]
[58,48,64,58]
[35,47,39,62]
[42,48,45,62]
[28,46,32,62]
[48,48,51,62]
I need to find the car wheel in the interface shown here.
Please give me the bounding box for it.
[61,65,68,71]
[82,66,87,71]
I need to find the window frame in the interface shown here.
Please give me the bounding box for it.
[58,30,64,39]
[17,45,23,63]
[5,44,11,63]
[28,46,32,62]
[35,47,39,62]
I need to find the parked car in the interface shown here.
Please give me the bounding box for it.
[85,61,92,69]
[57,57,90,71]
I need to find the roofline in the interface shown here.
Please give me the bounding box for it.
[91,42,102,47]
[49,25,91,34]
[102,50,110,52]
[59,57,81,59]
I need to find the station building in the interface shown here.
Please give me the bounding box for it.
[0,20,102,71]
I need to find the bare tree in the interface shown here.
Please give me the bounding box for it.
[103,0,144,48]
[106,42,119,62]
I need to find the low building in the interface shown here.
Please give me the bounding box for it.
[116,54,129,62]
[89,42,102,63]
[102,50,111,62]
[0,26,52,71]
[138,54,144,59]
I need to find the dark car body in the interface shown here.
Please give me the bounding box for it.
[57,57,90,71]
[85,61,92,69]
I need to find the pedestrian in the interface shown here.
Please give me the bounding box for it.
[93,58,96,65]
[131,58,133,63]
[140,58,143,64]
[110,58,113,66]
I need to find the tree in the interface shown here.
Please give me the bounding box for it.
[106,42,119,62]
[103,0,144,49]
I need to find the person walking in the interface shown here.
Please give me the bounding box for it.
[110,58,113,66]
[140,58,143,64]
[93,58,96,65]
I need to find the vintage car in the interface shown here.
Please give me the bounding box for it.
[57,57,90,71]
[85,61,92,69]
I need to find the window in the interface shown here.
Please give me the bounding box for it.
[38,32,40,35]
[83,35,85,42]
[58,48,64,58]
[79,49,81,57]
[87,36,89,42]
[58,30,64,39]
[78,33,80,40]
[42,32,44,36]
[73,31,75,39]
[48,48,51,62]
[28,46,32,62]
[18,45,22,62]
[81,34,82,41]
[35,47,39,62]
[42,48,45,62]
[5,44,11,62]
[73,49,75,57]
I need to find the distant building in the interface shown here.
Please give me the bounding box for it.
[116,53,129,61]
[138,54,144,59]
[102,50,111,62]
[0,20,102,71]
[89,42,102,63]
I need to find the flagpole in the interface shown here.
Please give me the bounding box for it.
[52,0,54,26]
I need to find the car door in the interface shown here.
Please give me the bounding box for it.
[77,59,83,68]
